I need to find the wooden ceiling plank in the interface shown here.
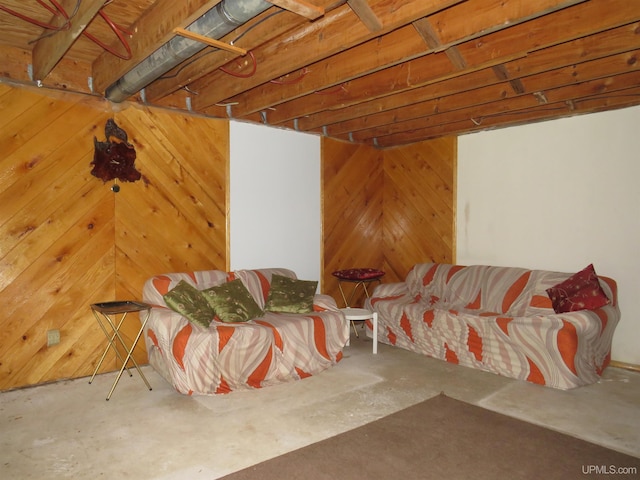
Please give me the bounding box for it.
[233,0,600,124]
[190,0,462,111]
[363,68,640,144]
[328,34,640,139]
[429,0,588,48]
[347,0,382,32]
[267,0,325,20]
[317,22,640,134]
[214,23,426,118]
[91,0,223,94]
[372,85,640,147]
[31,0,104,81]
[273,0,640,129]
[220,0,572,120]
[353,61,640,142]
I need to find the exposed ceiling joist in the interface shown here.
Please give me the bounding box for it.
[191,0,460,111]
[245,0,587,126]
[270,0,637,131]
[31,0,104,81]
[346,0,382,32]
[321,27,640,138]
[267,0,324,20]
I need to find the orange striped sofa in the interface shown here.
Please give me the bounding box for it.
[365,263,620,389]
[142,268,347,395]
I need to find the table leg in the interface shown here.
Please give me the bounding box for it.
[345,314,350,347]
[372,312,378,355]
[104,309,152,401]
[89,311,132,384]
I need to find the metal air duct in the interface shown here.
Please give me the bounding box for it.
[105,0,271,103]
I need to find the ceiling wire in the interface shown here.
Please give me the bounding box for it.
[1,0,132,59]
[0,0,73,30]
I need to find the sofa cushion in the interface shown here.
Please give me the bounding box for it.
[230,268,298,309]
[546,264,610,313]
[332,268,385,281]
[163,280,215,328]
[202,279,264,323]
[265,274,318,313]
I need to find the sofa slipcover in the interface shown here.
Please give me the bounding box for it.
[365,263,620,389]
[142,268,347,395]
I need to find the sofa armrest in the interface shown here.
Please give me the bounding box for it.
[313,293,340,311]
[370,282,409,299]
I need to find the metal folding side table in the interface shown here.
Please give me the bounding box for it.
[89,301,152,400]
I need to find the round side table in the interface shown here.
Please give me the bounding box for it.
[340,307,378,354]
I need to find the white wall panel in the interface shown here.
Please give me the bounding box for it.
[230,122,321,282]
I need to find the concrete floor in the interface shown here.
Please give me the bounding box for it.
[1,333,639,479]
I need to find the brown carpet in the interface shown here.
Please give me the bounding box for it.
[220,393,640,480]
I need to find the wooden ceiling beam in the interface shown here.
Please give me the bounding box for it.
[221,0,580,123]
[315,22,640,135]
[213,23,427,117]
[190,0,462,111]
[347,51,640,142]
[368,69,640,142]
[91,0,222,94]
[427,0,588,48]
[371,84,640,147]
[276,0,640,130]
[229,0,593,123]
[31,0,104,81]
[347,0,382,32]
[267,0,324,20]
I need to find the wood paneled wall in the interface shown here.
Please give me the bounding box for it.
[321,137,456,304]
[321,139,384,306]
[0,83,228,391]
[382,137,456,283]
[1,82,453,391]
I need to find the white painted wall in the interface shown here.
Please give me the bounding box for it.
[229,121,321,283]
[457,105,640,364]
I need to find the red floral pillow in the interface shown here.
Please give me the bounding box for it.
[546,264,610,313]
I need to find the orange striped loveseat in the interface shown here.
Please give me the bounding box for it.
[365,263,620,389]
[142,268,347,395]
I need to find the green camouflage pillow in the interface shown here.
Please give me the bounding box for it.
[163,280,215,328]
[265,274,318,313]
[202,279,264,323]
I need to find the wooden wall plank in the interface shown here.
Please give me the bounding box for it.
[382,137,456,283]
[0,84,228,391]
[321,136,456,305]
[321,139,384,306]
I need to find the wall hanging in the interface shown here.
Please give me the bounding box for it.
[91,118,141,192]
